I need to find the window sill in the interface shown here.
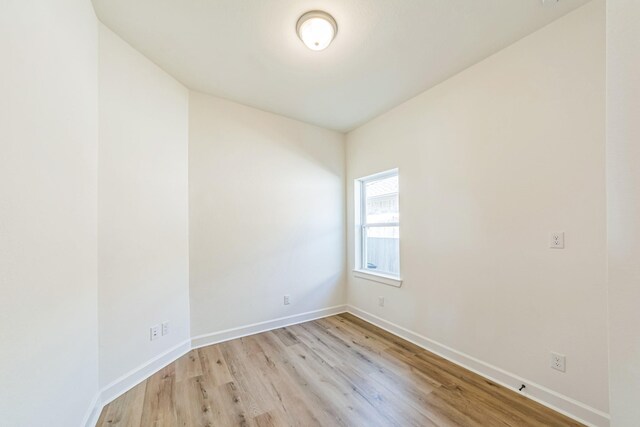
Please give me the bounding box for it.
[353,270,403,288]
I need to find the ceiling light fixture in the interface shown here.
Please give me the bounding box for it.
[296,10,337,51]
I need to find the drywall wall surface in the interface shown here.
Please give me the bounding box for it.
[98,24,191,388]
[0,1,99,425]
[606,1,640,425]
[346,1,608,415]
[189,92,346,337]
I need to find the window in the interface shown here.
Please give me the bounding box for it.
[356,169,400,280]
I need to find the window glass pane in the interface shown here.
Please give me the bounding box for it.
[365,175,399,224]
[364,226,399,276]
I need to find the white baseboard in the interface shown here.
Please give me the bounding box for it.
[346,305,610,427]
[83,339,191,427]
[100,339,191,406]
[81,392,102,427]
[83,304,608,427]
[83,305,347,426]
[191,305,348,349]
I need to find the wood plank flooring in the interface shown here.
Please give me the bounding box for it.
[96,313,583,426]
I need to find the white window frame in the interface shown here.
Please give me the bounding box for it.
[353,169,402,287]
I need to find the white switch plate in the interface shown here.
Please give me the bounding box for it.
[150,325,160,341]
[161,321,169,336]
[551,352,566,372]
[378,296,385,307]
[284,295,291,305]
[550,232,565,249]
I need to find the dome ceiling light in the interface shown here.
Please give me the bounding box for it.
[296,10,338,51]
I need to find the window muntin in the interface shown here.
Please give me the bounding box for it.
[359,171,399,277]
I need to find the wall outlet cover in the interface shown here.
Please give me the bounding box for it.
[150,325,160,341]
[551,352,566,372]
[550,232,565,249]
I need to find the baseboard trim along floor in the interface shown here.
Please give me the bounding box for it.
[84,305,347,427]
[84,304,609,427]
[190,305,349,349]
[346,305,609,427]
[83,339,192,427]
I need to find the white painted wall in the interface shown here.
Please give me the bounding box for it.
[98,24,191,388]
[606,1,640,426]
[346,0,608,418]
[189,92,346,338]
[0,1,99,426]
[1,2,622,425]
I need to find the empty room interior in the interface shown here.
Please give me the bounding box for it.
[2,0,640,426]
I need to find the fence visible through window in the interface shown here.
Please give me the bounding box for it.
[359,170,399,277]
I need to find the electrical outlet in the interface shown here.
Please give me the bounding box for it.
[161,321,169,336]
[284,295,291,305]
[550,232,565,249]
[551,352,566,372]
[150,325,160,341]
[378,296,385,307]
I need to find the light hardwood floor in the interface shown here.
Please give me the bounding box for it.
[97,313,583,426]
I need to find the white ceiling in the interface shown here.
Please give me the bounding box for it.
[92,0,591,132]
